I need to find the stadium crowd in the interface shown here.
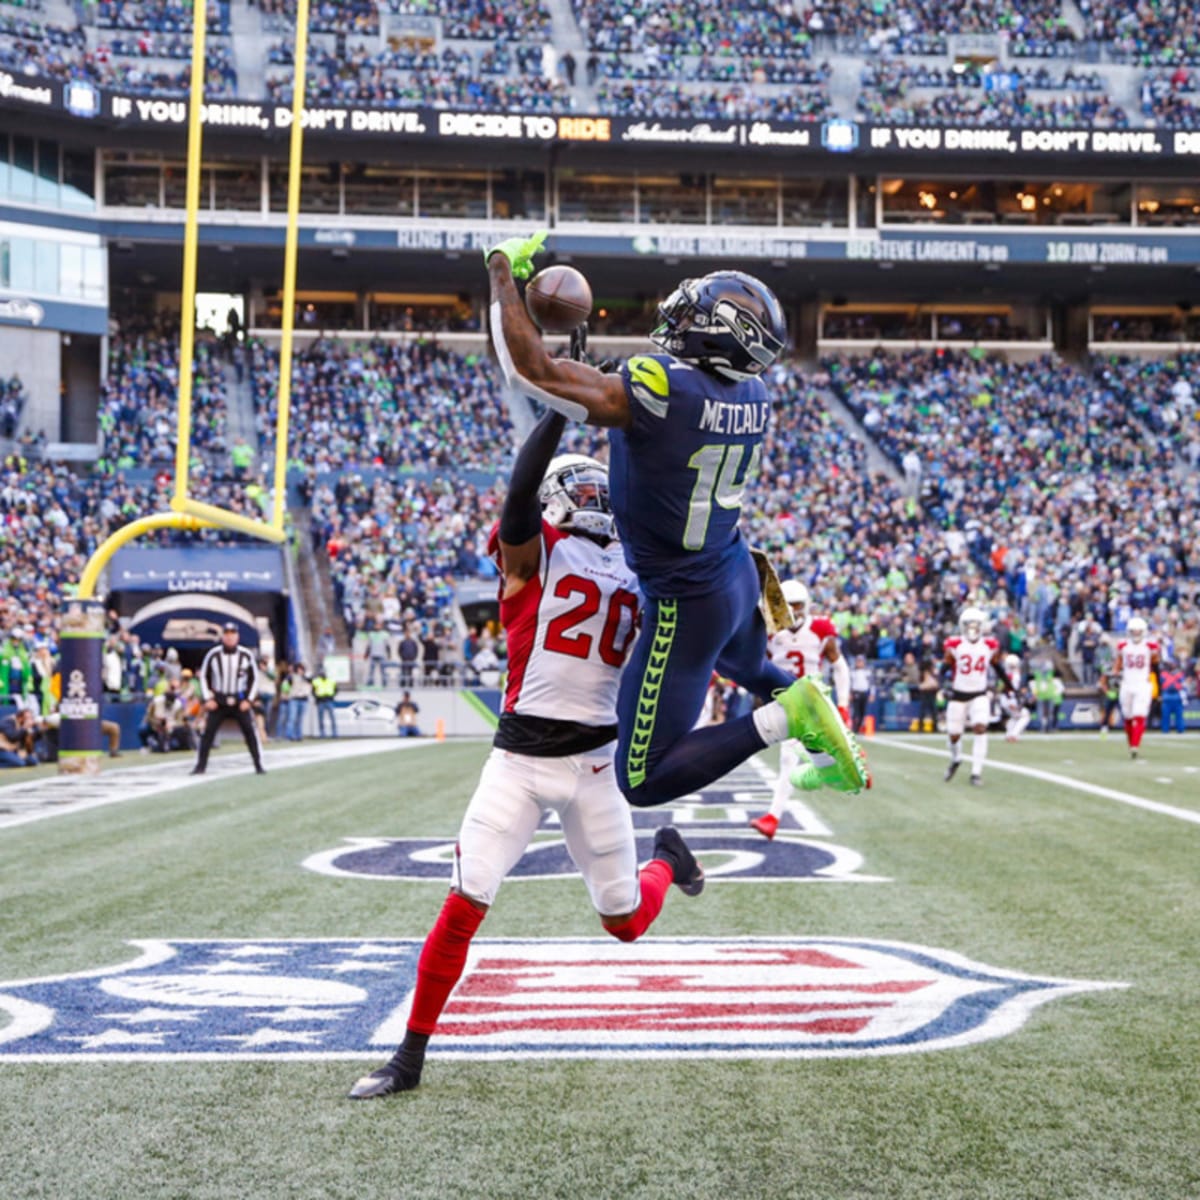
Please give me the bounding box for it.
[823,348,1200,676]
[856,87,1130,129]
[3,330,1198,744]
[244,334,1193,703]
[1141,67,1200,128]
[1079,0,1200,65]
[594,52,831,87]
[249,336,514,475]
[98,319,231,472]
[307,471,500,675]
[268,54,567,110]
[574,0,814,60]
[596,80,832,121]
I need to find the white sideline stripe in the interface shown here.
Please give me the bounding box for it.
[872,736,1200,827]
[0,739,481,831]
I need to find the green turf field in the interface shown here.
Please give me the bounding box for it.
[1,734,1198,1200]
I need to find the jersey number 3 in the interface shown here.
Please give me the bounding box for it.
[544,575,638,668]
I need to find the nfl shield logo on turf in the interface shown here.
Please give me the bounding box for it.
[0,938,1124,1061]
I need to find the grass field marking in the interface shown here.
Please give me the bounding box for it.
[300,832,890,885]
[873,736,1200,827]
[0,940,179,1046]
[0,739,473,831]
[747,754,833,836]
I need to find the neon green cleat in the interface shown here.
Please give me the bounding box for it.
[790,761,864,793]
[775,677,871,793]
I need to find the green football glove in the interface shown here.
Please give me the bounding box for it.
[484,229,547,281]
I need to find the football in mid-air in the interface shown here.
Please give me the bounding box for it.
[525,265,593,334]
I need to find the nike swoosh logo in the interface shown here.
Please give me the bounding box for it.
[592,764,610,774]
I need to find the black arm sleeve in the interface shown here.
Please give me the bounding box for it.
[499,410,567,546]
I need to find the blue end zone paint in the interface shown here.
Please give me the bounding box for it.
[327,832,842,881]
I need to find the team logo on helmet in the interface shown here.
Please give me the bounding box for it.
[651,271,786,381]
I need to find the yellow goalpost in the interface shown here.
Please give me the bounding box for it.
[78,0,314,599]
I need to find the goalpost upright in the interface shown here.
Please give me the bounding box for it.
[63,0,314,771]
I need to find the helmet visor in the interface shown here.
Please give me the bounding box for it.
[560,464,610,513]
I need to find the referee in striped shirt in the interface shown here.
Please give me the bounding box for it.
[191,621,266,776]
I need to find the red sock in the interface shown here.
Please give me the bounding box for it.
[1131,717,1146,748]
[1124,719,1134,747]
[604,860,672,943]
[407,891,485,1036]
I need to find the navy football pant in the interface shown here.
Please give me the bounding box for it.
[616,551,793,808]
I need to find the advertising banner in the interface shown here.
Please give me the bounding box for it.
[4,72,1200,165]
[109,546,286,593]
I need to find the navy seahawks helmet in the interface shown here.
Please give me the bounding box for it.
[650,270,787,381]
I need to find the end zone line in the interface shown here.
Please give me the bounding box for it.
[870,736,1200,827]
[0,738,480,831]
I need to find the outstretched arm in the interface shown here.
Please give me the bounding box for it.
[497,409,567,598]
[487,248,631,429]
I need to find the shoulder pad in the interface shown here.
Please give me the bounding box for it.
[625,355,671,417]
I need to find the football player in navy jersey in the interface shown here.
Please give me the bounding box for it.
[485,232,869,807]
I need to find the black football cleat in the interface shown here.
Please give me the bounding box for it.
[255,766,267,775]
[653,826,705,897]
[970,774,983,787]
[189,767,205,776]
[944,760,961,782]
[348,1062,421,1100]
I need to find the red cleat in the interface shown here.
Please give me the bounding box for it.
[750,813,779,840]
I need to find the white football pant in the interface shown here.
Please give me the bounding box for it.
[454,745,640,918]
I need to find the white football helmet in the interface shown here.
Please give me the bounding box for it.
[1004,653,1021,671]
[781,579,810,624]
[539,454,614,540]
[959,606,987,642]
[1126,616,1147,643]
